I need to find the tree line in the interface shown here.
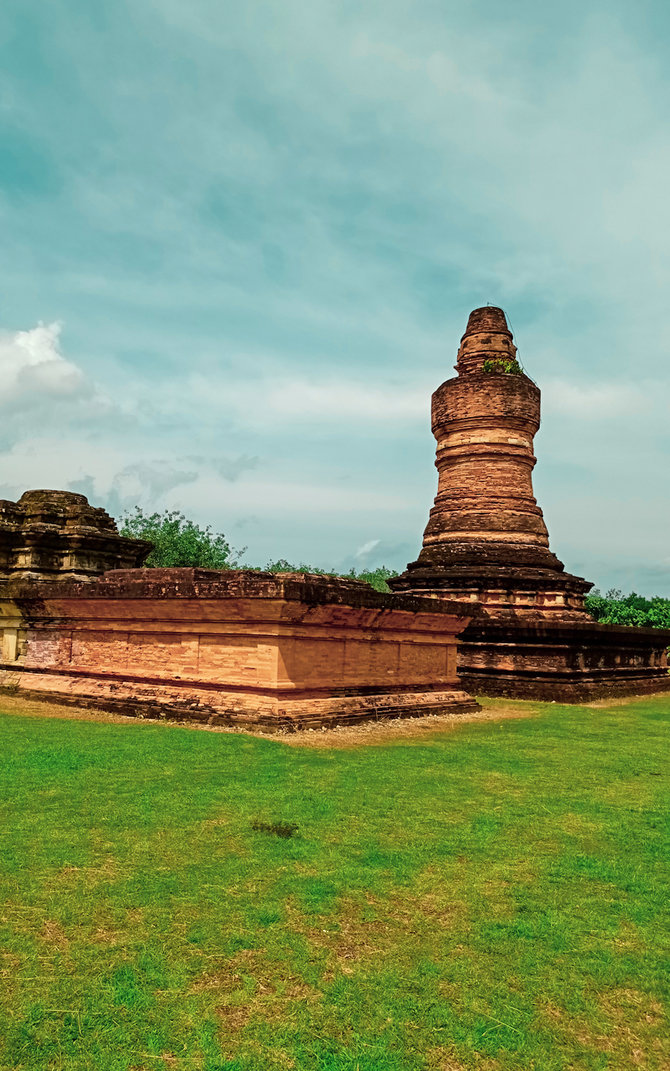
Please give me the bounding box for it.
[121,508,670,623]
[120,507,397,592]
[584,590,670,629]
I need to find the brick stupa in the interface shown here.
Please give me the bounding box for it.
[390,306,592,618]
[390,307,670,700]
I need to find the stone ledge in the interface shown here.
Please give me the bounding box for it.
[0,672,478,732]
[1,567,475,617]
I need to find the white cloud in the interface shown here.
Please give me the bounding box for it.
[2,2,670,592]
[179,372,430,429]
[0,322,88,404]
[258,378,428,424]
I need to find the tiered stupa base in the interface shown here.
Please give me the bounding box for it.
[391,566,670,702]
[391,561,593,621]
[457,615,670,701]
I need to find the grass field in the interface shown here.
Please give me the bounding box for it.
[0,696,668,1071]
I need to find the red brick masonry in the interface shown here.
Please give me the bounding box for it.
[0,569,479,730]
[459,614,670,702]
[390,306,592,613]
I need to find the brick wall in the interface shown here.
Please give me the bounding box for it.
[0,569,478,730]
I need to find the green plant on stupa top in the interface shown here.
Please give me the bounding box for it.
[482,357,523,375]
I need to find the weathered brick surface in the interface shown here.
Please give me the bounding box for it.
[459,617,670,701]
[0,490,150,580]
[0,569,478,729]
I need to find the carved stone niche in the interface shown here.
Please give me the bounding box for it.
[0,490,151,581]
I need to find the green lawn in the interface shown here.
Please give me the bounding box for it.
[0,697,668,1071]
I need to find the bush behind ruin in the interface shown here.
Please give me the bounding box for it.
[120,508,398,591]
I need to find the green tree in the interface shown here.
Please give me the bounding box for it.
[344,565,399,592]
[120,508,244,569]
[585,589,670,629]
[120,507,399,590]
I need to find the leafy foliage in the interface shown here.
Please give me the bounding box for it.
[263,559,398,592]
[348,565,399,592]
[120,508,399,590]
[481,357,522,375]
[120,507,244,569]
[585,588,670,629]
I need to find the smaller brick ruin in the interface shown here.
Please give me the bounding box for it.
[0,569,478,730]
[0,490,150,580]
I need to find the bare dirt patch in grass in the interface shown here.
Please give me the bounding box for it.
[0,692,155,726]
[538,987,669,1070]
[428,1048,501,1071]
[215,1000,252,1032]
[91,927,121,946]
[40,919,70,950]
[280,702,538,748]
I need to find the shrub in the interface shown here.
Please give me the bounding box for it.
[481,358,523,375]
[262,560,398,592]
[585,589,670,629]
[120,508,244,569]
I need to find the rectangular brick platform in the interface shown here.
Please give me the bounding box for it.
[0,569,478,730]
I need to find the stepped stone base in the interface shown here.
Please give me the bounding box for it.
[458,616,670,703]
[0,568,479,731]
[390,564,593,619]
[0,671,476,731]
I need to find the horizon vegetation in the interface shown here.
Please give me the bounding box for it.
[120,508,670,620]
[119,507,398,593]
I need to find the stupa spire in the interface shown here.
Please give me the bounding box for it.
[455,305,518,376]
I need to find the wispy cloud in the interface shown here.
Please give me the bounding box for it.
[542,379,649,419]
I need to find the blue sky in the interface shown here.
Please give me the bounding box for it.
[1,0,669,593]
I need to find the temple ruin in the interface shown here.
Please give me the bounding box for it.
[390,307,670,699]
[0,496,478,728]
[0,307,668,722]
[0,569,477,729]
[390,307,591,617]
